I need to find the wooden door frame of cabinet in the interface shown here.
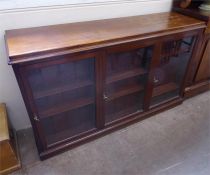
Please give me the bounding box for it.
[102,39,158,97]
[184,30,206,87]
[19,51,105,130]
[12,65,46,153]
[14,51,104,151]
[19,66,49,150]
[143,29,203,106]
[102,39,157,127]
[17,51,98,68]
[143,42,162,111]
[96,51,106,129]
[179,31,203,97]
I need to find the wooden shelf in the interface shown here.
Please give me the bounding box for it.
[105,104,142,124]
[106,68,147,84]
[161,48,191,58]
[106,84,144,101]
[34,80,93,99]
[39,98,95,118]
[152,82,178,97]
[47,126,96,146]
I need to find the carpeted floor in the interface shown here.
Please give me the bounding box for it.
[11,91,210,175]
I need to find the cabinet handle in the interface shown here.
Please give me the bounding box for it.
[103,94,108,100]
[33,114,40,122]
[154,77,159,83]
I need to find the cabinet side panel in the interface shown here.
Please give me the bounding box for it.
[195,39,210,81]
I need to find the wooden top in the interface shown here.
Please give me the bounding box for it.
[5,12,206,64]
[0,103,9,142]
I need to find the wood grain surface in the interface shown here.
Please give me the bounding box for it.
[5,12,205,64]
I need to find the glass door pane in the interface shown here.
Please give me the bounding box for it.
[151,36,196,106]
[26,57,96,146]
[104,46,153,124]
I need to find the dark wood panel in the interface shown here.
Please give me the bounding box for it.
[47,128,97,148]
[95,52,106,129]
[195,39,210,81]
[184,80,210,98]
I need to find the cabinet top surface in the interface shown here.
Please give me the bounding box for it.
[5,12,205,64]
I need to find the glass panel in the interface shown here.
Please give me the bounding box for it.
[41,104,95,145]
[27,58,96,145]
[104,46,153,124]
[151,36,195,106]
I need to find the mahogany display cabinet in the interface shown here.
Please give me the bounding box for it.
[173,0,210,97]
[5,12,206,160]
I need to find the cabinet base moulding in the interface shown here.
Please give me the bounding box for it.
[184,80,210,98]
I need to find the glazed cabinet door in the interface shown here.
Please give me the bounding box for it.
[150,35,196,107]
[19,53,99,148]
[103,44,154,124]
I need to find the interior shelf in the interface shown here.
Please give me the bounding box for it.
[39,97,95,118]
[106,84,144,101]
[105,104,142,124]
[106,68,147,84]
[161,48,191,58]
[152,82,179,97]
[34,80,94,99]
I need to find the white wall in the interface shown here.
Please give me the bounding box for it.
[0,0,155,10]
[0,0,172,130]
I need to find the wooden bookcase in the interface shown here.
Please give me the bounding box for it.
[5,12,206,159]
[173,0,210,97]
